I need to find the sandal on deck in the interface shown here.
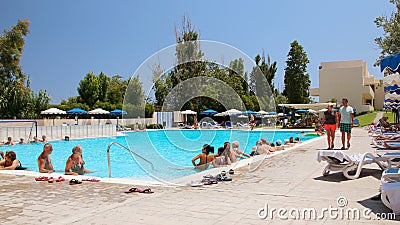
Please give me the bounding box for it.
[35,176,48,181]
[139,188,154,194]
[125,187,140,193]
[69,179,82,185]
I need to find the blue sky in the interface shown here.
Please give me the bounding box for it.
[0,0,396,103]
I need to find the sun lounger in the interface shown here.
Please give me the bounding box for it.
[317,150,386,180]
[209,121,222,128]
[381,168,400,215]
[225,121,233,129]
[372,139,400,149]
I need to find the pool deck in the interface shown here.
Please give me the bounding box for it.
[1,128,399,224]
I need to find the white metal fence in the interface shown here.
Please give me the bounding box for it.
[0,124,116,141]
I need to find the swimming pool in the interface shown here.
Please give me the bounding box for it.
[0,130,317,181]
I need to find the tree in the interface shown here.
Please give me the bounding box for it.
[107,75,127,105]
[98,72,109,102]
[0,19,33,118]
[77,71,100,107]
[375,0,400,66]
[283,40,311,104]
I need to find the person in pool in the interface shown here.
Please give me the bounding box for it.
[191,144,215,170]
[212,147,231,168]
[4,137,15,145]
[40,135,48,143]
[65,145,96,175]
[231,141,250,160]
[18,137,27,144]
[38,143,54,173]
[0,151,23,170]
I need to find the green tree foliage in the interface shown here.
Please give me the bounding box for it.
[107,75,127,105]
[77,71,100,108]
[283,40,311,104]
[375,0,400,65]
[0,19,51,118]
[98,71,109,102]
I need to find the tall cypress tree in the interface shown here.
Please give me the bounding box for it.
[283,40,311,104]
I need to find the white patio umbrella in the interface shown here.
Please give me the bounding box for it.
[214,112,227,117]
[180,110,197,115]
[41,108,66,126]
[180,110,197,124]
[225,109,242,115]
[88,108,110,124]
[88,108,110,114]
[41,108,66,115]
[256,110,269,115]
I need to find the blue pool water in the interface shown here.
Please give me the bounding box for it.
[0,130,317,180]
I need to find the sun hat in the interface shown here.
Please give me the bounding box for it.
[276,139,282,146]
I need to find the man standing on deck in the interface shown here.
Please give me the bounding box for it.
[338,98,354,150]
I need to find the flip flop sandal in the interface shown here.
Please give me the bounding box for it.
[125,187,140,193]
[47,177,54,183]
[201,179,212,185]
[139,188,154,194]
[216,174,232,181]
[69,179,82,185]
[228,169,234,175]
[203,174,216,179]
[56,176,65,182]
[221,170,226,176]
[82,178,100,182]
[35,176,48,181]
[209,179,218,184]
[221,176,232,181]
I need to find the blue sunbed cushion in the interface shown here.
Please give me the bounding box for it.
[384,152,400,156]
[385,168,400,174]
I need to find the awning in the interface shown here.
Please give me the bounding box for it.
[381,53,400,73]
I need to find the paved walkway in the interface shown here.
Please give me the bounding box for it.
[0,129,399,224]
[374,112,384,124]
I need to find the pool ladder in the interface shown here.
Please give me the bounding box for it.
[107,142,154,178]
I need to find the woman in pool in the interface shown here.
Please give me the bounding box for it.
[65,145,96,175]
[191,144,215,170]
[231,141,250,160]
[212,147,231,167]
[0,151,23,170]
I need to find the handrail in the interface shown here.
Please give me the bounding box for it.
[107,142,154,178]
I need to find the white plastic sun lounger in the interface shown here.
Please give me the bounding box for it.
[317,150,387,180]
[381,168,400,215]
[372,139,400,149]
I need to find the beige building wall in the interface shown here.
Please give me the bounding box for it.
[310,60,384,113]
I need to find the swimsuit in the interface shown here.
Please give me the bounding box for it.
[44,156,53,171]
[71,158,85,175]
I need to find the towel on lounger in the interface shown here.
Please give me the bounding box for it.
[382,182,400,215]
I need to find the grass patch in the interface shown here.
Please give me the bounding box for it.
[383,112,396,124]
[355,112,377,127]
